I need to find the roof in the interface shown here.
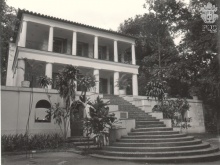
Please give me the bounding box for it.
[17,9,137,39]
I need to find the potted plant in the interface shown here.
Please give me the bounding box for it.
[189,87,199,100]
[21,80,30,87]
[116,74,130,95]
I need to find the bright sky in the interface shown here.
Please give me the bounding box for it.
[7,0,147,31]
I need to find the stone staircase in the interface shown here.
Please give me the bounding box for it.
[90,95,220,163]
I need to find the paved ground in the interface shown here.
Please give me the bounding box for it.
[2,151,220,165]
[2,137,220,165]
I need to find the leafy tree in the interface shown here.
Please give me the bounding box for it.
[119,10,178,96]
[83,96,116,148]
[0,0,18,85]
[120,0,220,131]
[145,0,220,131]
[77,73,96,96]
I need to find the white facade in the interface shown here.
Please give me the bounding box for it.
[6,10,139,96]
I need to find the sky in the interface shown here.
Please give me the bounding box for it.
[7,0,147,31]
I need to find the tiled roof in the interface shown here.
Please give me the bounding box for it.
[17,9,137,39]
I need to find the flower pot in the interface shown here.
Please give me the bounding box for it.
[173,127,188,133]
[21,81,30,87]
[119,89,126,95]
[192,96,198,100]
[164,93,168,98]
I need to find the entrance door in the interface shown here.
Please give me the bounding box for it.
[100,78,108,94]
[70,103,84,136]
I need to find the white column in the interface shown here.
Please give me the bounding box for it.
[132,74,138,96]
[132,44,136,65]
[114,71,119,95]
[94,36,98,59]
[18,20,27,47]
[48,26,54,51]
[16,59,25,86]
[107,77,111,94]
[45,63,53,89]
[114,40,118,62]
[93,69,99,93]
[72,31,77,55]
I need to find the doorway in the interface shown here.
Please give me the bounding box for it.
[100,78,108,94]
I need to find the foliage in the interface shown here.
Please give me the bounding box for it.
[118,9,178,97]
[56,65,79,104]
[119,13,177,67]
[153,98,190,129]
[0,0,19,85]
[115,74,130,90]
[77,73,96,95]
[145,79,167,100]
[39,65,79,139]
[83,96,116,148]
[37,76,53,89]
[120,0,219,128]
[54,65,79,139]
[1,133,64,152]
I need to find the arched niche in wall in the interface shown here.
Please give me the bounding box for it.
[35,100,51,123]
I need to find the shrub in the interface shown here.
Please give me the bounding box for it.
[1,133,64,152]
[153,98,191,128]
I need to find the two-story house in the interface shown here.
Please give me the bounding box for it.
[6,9,139,96]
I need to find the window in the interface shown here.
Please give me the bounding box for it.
[98,46,107,60]
[53,37,68,54]
[53,38,64,53]
[35,100,51,123]
[77,42,88,57]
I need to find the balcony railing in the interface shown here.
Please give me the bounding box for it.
[25,41,132,65]
[26,40,48,51]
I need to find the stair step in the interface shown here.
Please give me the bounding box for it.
[128,131,179,135]
[136,121,164,124]
[112,139,202,147]
[132,127,172,132]
[103,142,210,152]
[98,95,220,163]
[119,136,195,142]
[132,118,160,121]
[136,124,166,128]
[122,133,187,139]
[100,146,219,157]
[90,152,220,163]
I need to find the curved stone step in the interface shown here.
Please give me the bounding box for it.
[112,139,202,147]
[132,127,173,132]
[90,152,220,163]
[128,130,179,135]
[122,133,187,139]
[136,121,164,124]
[119,136,195,143]
[136,124,166,128]
[133,118,160,121]
[100,146,219,157]
[101,142,210,152]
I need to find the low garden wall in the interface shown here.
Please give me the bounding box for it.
[1,86,100,136]
[129,96,206,133]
